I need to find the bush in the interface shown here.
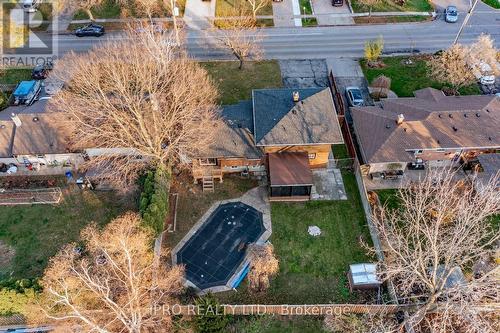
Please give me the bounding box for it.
[193,294,229,333]
[0,288,38,316]
[139,167,170,235]
[0,278,42,293]
[364,37,384,66]
[0,91,9,110]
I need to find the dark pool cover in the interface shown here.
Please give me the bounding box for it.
[177,202,265,290]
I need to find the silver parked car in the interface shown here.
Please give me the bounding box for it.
[445,6,458,23]
[345,86,364,106]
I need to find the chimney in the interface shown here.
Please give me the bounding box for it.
[11,113,22,127]
[396,114,404,125]
[293,91,300,103]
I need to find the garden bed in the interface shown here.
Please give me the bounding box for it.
[350,0,433,13]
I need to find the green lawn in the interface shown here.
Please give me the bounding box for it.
[216,0,273,16]
[481,0,500,9]
[201,61,283,105]
[360,56,481,97]
[230,317,327,332]
[351,0,433,12]
[0,185,133,280]
[217,172,372,304]
[0,68,32,85]
[332,144,350,159]
[73,0,185,19]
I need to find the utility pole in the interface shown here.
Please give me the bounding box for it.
[453,0,479,45]
[168,0,180,44]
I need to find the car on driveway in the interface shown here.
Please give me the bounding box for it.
[75,24,105,37]
[345,86,364,106]
[31,63,52,80]
[445,6,458,23]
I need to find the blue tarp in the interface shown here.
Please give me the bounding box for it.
[13,81,37,97]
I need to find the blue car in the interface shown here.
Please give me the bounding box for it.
[75,23,105,37]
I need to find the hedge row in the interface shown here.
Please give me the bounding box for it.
[139,167,170,236]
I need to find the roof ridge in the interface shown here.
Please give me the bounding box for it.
[258,88,328,145]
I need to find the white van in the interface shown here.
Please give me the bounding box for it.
[471,62,496,86]
[22,0,40,13]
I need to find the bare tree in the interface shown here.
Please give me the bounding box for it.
[246,0,271,19]
[372,169,500,333]
[209,8,263,70]
[39,213,185,333]
[428,44,476,94]
[50,26,221,185]
[247,243,279,293]
[57,0,105,21]
[467,34,500,76]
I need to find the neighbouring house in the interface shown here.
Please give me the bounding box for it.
[192,88,344,201]
[351,88,500,180]
[0,112,83,172]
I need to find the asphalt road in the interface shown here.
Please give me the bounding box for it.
[13,9,500,62]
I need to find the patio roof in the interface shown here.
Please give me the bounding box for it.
[268,152,313,187]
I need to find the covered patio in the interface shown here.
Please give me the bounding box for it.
[268,152,313,202]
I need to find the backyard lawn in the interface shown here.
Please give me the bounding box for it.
[351,0,433,12]
[0,185,133,280]
[217,172,373,304]
[360,56,481,97]
[202,61,283,105]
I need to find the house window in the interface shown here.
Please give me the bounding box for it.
[199,158,217,166]
[36,154,45,159]
[308,153,316,160]
[436,149,446,153]
[414,150,423,155]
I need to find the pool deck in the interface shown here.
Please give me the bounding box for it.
[171,186,271,294]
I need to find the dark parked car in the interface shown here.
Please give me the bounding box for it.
[332,0,343,6]
[31,64,51,80]
[75,23,105,37]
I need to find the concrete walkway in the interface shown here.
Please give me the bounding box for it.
[273,0,302,27]
[184,0,215,30]
[311,0,354,25]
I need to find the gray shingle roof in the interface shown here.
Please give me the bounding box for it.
[221,101,254,133]
[199,122,262,159]
[12,113,70,155]
[252,88,343,146]
[352,88,500,164]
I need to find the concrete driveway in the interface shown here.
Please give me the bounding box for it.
[273,0,302,27]
[184,0,215,30]
[312,0,354,25]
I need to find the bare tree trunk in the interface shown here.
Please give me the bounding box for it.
[86,8,95,21]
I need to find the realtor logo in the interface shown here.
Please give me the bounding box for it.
[1,0,57,67]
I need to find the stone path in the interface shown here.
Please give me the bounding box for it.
[311,153,347,200]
